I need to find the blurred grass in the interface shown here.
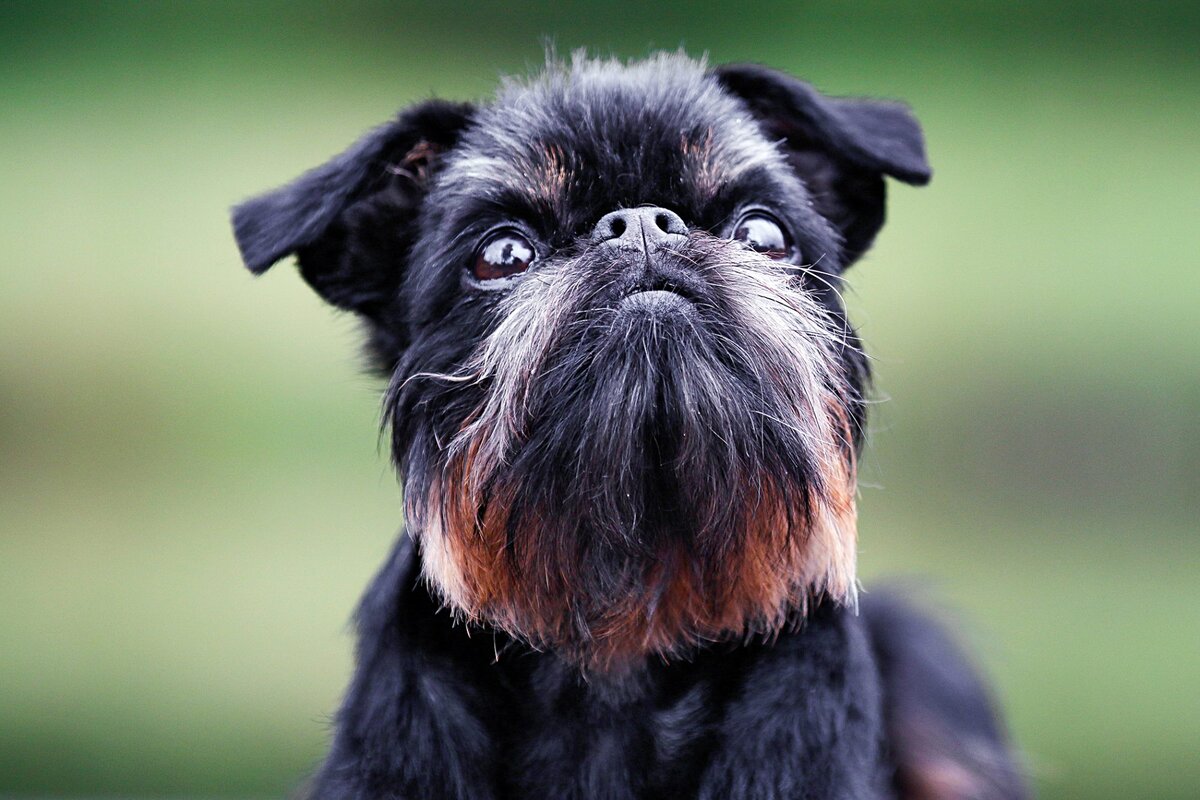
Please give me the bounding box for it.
[1,2,1197,798]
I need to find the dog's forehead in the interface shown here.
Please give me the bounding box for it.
[439,56,784,222]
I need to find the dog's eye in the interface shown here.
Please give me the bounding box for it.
[472,230,536,281]
[732,212,792,260]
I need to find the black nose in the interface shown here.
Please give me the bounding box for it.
[591,206,688,249]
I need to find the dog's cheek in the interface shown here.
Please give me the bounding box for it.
[797,416,859,605]
[417,452,500,616]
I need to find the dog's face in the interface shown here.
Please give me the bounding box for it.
[233,54,929,671]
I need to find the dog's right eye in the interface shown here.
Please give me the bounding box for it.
[732,212,793,261]
[472,230,536,281]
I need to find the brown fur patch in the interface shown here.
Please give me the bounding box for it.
[899,759,986,800]
[388,139,442,188]
[681,129,724,201]
[414,402,858,673]
[892,713,999,800]
[532,143,570,201]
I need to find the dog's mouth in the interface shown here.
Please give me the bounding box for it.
[618,276,702,312]
[618,288,692,313]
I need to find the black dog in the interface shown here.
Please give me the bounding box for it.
[232,53,1027,800]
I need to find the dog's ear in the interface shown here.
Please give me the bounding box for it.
[714,64,930,265]
[231,100,474,316]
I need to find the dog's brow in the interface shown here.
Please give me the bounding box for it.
[449,149,570,222]
[514,131,736,217]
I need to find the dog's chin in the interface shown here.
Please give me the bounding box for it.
[399,239,860,672]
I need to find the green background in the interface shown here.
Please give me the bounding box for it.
[1,1,1197,797]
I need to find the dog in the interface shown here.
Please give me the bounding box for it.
[232,53,1027,800]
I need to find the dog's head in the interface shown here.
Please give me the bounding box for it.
[232,54,929,671]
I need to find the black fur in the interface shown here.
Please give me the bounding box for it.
[231,54,1027,799]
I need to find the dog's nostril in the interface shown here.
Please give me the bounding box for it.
[655,213,670,232]
[611,218,626,237]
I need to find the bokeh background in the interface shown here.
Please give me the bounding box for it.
[2,1,1197,798]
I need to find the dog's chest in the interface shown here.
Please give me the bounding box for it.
[497,657,736,798]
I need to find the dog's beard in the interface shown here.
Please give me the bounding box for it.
[395,234,859,671]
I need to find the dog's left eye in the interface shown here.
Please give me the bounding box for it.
[732,212,793,261]
[472,230,536,281]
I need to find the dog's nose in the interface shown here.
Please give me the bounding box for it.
[591,207,688,249]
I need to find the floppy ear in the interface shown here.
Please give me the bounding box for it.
[231,99,474,316]
[714,63,930,265]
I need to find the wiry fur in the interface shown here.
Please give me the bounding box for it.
[230,52,1028,799]
[395,232,859,670]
